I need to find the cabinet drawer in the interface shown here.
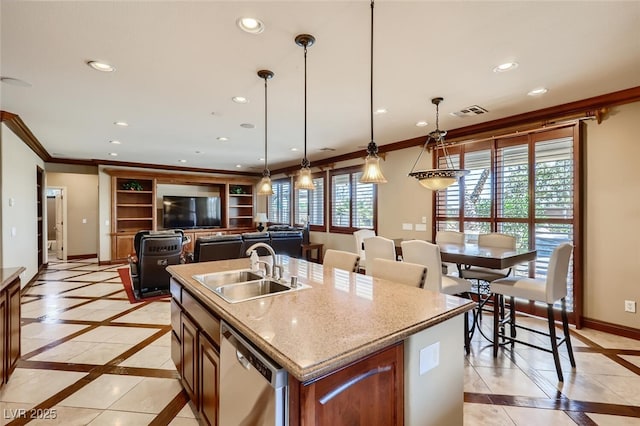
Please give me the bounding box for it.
[182,290,220,348]
[170,278,182,303]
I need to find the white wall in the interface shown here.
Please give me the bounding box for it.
[1,123,45,285]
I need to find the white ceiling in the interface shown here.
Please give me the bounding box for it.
[2,1,639,173]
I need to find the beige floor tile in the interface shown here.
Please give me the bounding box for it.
[463,402,513,425]
[80,299,134,312]
[118,344,173,369]
[109,377,182,413]
[21,337,52,355]
[586,413,640,425]
[573,328,640,350]
[30,340,97,362]
[474,366,548,398]
[176,403,197,418]
[502,406,575,425]
[86,410,155,425]
[620,354,640,369]
[39,270,90,280]
[591,374,640,405]
[21,322,89,341]
[67,342,135,365]
[70,325,158,344]
[59,374,144,409]
[105,290,127,298]
[71,265,118,272]
[24,282,88,296]
[0,402,34,424]
[61,283,124,298]
[50,307,127,322]
[66,271,119,282]
[160,359,179,371]
[464,365,491,393]
[169,417,200,425]
[21,297,93,318]
[115,302,170,324]
[0,368,87,404]
[28,406,102,426]
[466,344,518,369]
[538,370,630,404]
[150,331,172,347]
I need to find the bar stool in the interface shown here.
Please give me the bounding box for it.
[323,249,360,273]
[490,242,575,381]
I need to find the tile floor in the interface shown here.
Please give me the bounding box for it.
[1,257,639,425]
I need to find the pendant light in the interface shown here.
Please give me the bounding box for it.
[408,97,469,190]
[257,69,275,196]
[294,34,316,190]
[360,0,387,184]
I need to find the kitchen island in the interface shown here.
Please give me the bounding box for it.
[167,256,474,426]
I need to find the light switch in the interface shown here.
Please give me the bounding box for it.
[105,220,109,226]
[421,216,427,224]
[402,223,413,231]
[8,197,15,207]
[82,218,87,224]
[11,227,16,237]
[419,341,440,375]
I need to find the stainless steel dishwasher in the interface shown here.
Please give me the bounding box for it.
[220,321,288,426]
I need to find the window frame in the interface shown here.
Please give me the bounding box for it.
[294,171,326,232]
[329,165,378,234]
[267,177,293,226]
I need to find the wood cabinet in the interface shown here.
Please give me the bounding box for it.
[292,344,404,426]
[171,278,220,426]
[0,268,23,390]
[107,170,257,262]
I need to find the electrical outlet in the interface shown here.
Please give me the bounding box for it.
[625,300,636,313]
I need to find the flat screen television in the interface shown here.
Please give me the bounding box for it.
[163,196,221,229]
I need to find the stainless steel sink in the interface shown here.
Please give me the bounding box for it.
[193,270,264,289]
[193,269,310,303]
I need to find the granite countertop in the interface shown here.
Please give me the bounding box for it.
[167,256,474,382]
[0,267,25,292]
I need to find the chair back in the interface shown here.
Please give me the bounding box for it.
[370,258,427,288]
[137,233,183,296]
[269,231,303,257]
[239,232,271,256]
[435,230,465,244]
[353,229,376,261]
[363,236,396,275]
[546,243,573,303]
[478,233,516,249]
[323,249,360,272]
[194,234,242,262]
[401,240,442,292]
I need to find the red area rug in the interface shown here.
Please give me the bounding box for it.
[117,267,170,304]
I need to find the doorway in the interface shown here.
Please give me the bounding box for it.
[46,186,67,262]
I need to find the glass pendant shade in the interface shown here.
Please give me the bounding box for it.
[362,154,388,184]
[257,175,274,195]
[295,166,316,190]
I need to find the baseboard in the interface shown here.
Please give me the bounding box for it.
[581,317,640,341]
[99,259,125,266]
[67,253,97,260]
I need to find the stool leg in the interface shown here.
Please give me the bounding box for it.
[547,303,564,382]
[561,297,576,368]
[493,293,500,357]
[509,296,516,344]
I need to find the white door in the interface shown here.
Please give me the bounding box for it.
[55,193,65,260]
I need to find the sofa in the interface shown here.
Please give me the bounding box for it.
[192,229,304,262]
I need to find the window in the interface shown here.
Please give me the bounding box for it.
[294,173,325,231]
[268,178,292,225]
[329,166,377,233]
[435,125,581,321]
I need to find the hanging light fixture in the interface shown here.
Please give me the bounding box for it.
[360,0,387,184]
[294,34,317,190]
[257,69,275,196]
[409,97,469,190]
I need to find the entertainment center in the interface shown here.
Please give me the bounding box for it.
[107,169,258,262]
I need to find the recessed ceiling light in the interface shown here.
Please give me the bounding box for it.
[237,17,265,34]
[179,159,187,163]
[109,152,118,156]
[217,137,229,141]
[528,87,548,96]
[374,108,388,115]
[236,164,242,168]
[195,151,202,154]
[109,140,121,145]
[291,147,299,152]
[493,62,518,73]
[113,121,128,127]
[415,121,429,127]
[259,157,265,161]
[0,77,32,87]
[232,96,248,104]
[87,60,115,72]
[240,123,255,129]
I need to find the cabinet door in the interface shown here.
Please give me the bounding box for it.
[299,344,404,426]
[181,313,198,403]
[115,235,135,261]
[7,280,20,377]
[0,294,5,385]
[199,333,219,426]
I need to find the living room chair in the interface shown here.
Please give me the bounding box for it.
[130,230,184,299]
[490,242,575,381]
[323,249,360,273]
[194,234,243,262]
[369,258,427,288]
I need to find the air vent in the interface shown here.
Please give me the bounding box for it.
[450,105,489,118]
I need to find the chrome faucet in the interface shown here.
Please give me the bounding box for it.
[246,243,283,281]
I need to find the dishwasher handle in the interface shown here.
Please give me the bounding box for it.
[236,349,251,369]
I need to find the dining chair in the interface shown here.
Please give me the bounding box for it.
[369,258,427,288]
[490,242,575,382]
[401,240,473,354]
[353,229,376,272]
[435,230,465,275]
[363,236,396,276]
[460,233,516,319]
[323,249,360,273]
